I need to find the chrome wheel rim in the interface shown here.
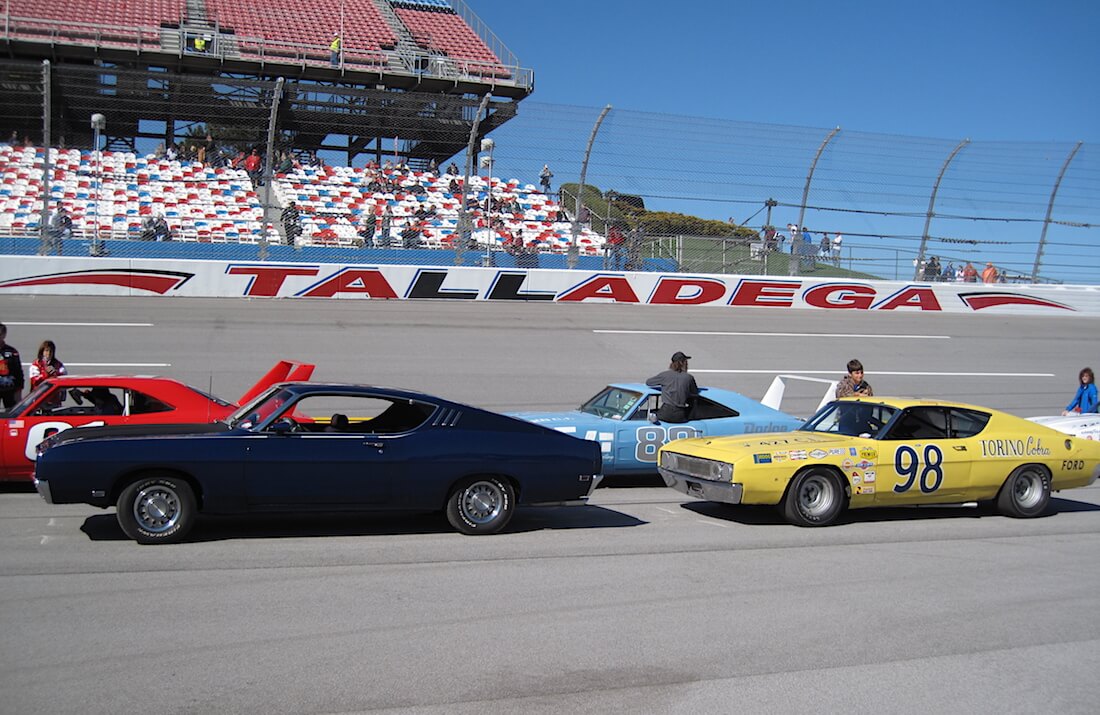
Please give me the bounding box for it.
[798,474,835,518]
[132,484,182,533]
[1013,469,1044,509]
[461,481,504,525]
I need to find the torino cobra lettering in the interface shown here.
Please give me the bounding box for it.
[979,437,1051,458]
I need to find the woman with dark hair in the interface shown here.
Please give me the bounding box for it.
[29,340,67,390]
[1064,367,1098,416]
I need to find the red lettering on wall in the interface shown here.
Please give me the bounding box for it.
[300,269,399,298]
[650,278,727,305]
[228,266,320,297]
[803,283,876,310]
[875,286,943,311]
[730,280,799,307]
[557,276,640,303]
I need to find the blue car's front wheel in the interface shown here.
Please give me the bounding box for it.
[117,474,197,544]
[446,476,515,535]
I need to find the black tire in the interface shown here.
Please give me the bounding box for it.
[782,468,846,527]
[445,476,515,535]
[996,465,1051,518]
[117,474,197,544]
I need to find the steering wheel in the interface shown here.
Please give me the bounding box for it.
[278,416,302,433]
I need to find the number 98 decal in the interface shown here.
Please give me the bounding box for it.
[635,426,700,462]
[893,444,944,494]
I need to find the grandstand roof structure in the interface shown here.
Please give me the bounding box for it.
[0,0,530,165]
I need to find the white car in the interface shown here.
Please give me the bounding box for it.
[1028,413,1100,440]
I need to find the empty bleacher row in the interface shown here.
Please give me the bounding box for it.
[7,0,508,76]
[0,144,606,255]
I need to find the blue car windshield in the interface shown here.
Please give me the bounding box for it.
[800,401,899,438]
[227,386,294,429]
[579,387,644,420]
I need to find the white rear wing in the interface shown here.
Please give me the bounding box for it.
[761,374,839,415]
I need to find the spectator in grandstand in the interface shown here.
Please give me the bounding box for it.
[356,215,376,248]
[539,164,554,195]
[281,201,302,245]
[6,130,17,145]
[447,177,461,195]
[518,241,539,269]
[981,262,999,284]
[401,221,425,249]
[275,151,294,174]
[762,225,778,253]
[230,150,245,169]
[380,205,393,246]
[961,261,978,282]
[428,158,439,174]
[0,322,24,408]
[646,351,699,424]
[139,215,156,241]
[46,203,72,254]
[383,159,394,172]
[29,340,67,390]
[831,232,843,264]
[193,34,209,53]
[330,33,342,67]
[1063,367,1098,416]
[923,256,942,281]
[787,223,799,247]
[820,234,831,259]
[836,359,873,399]
[165,143,178,161]
[606,222,626,270]
[943,262,958,282]
[152,214,172,241]
[153,142,165,159]
[244,149,263,187]
[446,162,460,176]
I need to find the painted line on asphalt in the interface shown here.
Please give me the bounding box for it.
[694,369,1055,377]
[594,330,949,339]
[7,322,154,327]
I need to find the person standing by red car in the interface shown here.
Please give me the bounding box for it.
[0,322,24,409]
[29,340,67,390]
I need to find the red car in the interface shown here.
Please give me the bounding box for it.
[1,360,314,481]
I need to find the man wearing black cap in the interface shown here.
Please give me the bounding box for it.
[646,351,699,423]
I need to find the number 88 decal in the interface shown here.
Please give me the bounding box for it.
[893,444,944,494]
[635,426,700,462]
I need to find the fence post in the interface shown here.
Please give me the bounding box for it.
[568,104,611,270]
[37,60,52,255]
[914,138,968,280]
[791,126,840,276]
[457,92,493,266]
[260,76,284,256]
[1031,141,1083,283]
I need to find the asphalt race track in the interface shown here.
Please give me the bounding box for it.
[2,295,1099,714]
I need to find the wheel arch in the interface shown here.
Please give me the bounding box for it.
[111,468,204,510]
[779,463,851,506]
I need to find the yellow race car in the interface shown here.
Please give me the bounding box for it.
[658,397,1100,526]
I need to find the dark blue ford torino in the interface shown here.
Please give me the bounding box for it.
[34,383,603,543]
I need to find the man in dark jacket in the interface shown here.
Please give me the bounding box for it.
[0,322,25,409]
[646,351,699,423]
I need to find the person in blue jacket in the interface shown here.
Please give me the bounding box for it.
[1064,367,1098,415]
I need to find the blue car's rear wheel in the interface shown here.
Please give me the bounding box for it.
[446,476,515,535]
[783,468,845,527]
[117,474,196,544]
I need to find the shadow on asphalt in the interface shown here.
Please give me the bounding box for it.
[681,496,1100,526]
[80,504,646,543]
[0,482,36,494]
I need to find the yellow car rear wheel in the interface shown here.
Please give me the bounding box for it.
[996,464,1051,518]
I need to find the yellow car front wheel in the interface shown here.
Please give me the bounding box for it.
[783,468,846,527]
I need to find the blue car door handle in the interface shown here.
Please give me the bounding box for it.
[365,441,385,449]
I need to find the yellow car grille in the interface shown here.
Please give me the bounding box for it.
[660,452,732,482]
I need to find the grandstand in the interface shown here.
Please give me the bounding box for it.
[0,142,606,254]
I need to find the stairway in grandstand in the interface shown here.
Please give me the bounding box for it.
[370,0,452,76]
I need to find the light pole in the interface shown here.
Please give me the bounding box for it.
[90,113,106,256]
[479,137,494,266]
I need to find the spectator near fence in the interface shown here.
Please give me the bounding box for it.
[981,262,999,284]
[280,201,302,245]
[961,262,978,282]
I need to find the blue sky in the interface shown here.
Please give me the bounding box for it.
[466,0,1099,282]
[473,0,1099,142]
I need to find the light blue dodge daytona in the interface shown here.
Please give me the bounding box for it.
[510,376,832,478]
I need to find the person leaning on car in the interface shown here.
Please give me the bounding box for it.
[835,358,873,398]
[646,351,699,423]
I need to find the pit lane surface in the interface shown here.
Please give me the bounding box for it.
[1,295,1099,713]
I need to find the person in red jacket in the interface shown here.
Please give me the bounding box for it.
[29,340,67,390]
